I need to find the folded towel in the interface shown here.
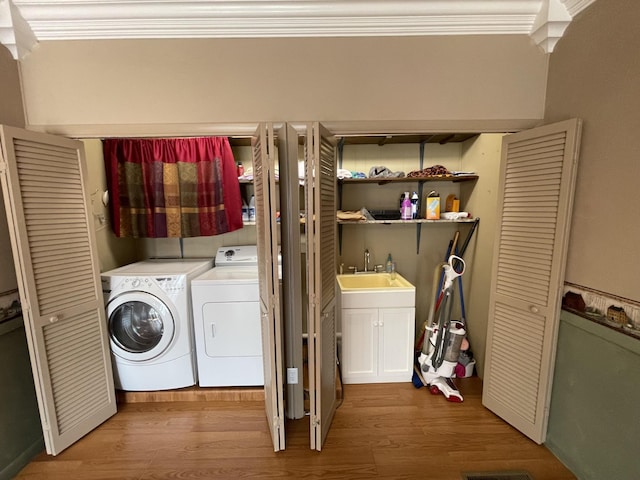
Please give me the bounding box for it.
[337,210,366,221]
[337,169,353,179]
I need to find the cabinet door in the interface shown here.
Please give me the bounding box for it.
[378,308,415,381]
[341,308,377,383]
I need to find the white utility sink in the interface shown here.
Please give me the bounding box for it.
[337,273,415,309]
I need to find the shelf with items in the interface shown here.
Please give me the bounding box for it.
[337,208,476,225]
[338,174,478,185]
[337,174,480,254]
[336,132,480,254]
[337,214,479,254]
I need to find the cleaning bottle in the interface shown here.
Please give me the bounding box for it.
[249,195,256,222]
[401,191,412,220]
[411,191,419,219]
[242,199,249,223]
[386,253,393,273]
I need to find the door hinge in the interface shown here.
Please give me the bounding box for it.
[274,415,285,430]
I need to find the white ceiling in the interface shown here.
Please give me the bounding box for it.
[1,0,597,60]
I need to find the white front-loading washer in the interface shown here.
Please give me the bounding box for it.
[101,258,212,391]
[191,245,274,387]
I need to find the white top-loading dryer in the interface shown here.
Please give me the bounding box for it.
[191,245,272,387]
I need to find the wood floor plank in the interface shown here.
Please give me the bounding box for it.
[16,377,576,480]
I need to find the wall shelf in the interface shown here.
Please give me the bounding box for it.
[337,217,477,225]
[338,174,478,185]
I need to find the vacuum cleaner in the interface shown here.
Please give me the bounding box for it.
[417,254,466,402]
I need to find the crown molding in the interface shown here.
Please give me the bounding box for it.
[560,0,598,17]
[1,0,599,60]
[531,0,572,53]
[0,0,36,59]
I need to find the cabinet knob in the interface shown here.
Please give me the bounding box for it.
[529,305,540,314]
[49,315,59,324]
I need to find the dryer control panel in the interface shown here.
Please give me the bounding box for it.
[155,276,185,294]
[215,245,259,266]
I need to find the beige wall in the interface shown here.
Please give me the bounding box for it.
[19,35,548,136]
[0,46,25,129]
[544,0,640,302]
[460,134,504,377]
[0,45,25,295]
[81,140,140,271]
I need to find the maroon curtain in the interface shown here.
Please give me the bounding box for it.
[103,137,243,238]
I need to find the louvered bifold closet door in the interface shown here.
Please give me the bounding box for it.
[0,125,116,455]
[482,119,581,444]
[251,123,285,452]
[305,122,338,451]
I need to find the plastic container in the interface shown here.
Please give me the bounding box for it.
[249,195,255,222]
[411,192,419,219]
[426,191,440,220]
[242,200,249,223]
[386,254,393,273]
[401,191,412,220]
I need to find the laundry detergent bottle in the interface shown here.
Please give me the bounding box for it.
[401,192,412,220]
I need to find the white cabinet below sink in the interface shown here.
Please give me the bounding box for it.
[341,307,415,384]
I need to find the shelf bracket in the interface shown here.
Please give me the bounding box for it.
[416,223,421,254]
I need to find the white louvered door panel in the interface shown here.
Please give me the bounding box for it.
[306,122,338,451]
[252,123,285,452]
[483,119,581,444]
[0,125,116,455]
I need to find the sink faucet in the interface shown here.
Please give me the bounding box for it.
[364,249,371,272]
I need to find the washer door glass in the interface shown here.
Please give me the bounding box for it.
[107,292,175,361]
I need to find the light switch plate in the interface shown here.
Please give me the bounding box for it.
[287,367,298,384]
